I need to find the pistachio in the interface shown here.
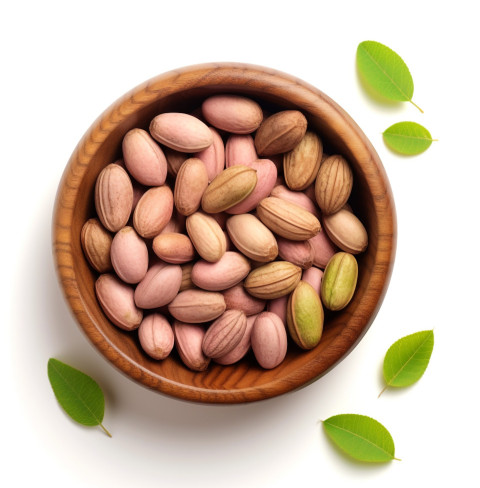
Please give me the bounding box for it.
[244,261,302,299]
[168,289,226,323]
[174,157,209,216]
[138,314,174,360]
[254,110,307,156]
[201,165,257,213]
[202,310,248,358]
[315,155,353,215]
[226,213,278,263]
[251,312,288,369]
[152,232,195,264]
[95,163,133,232]
[81,218,113,273]
[286,281,324,350]
[320,252,358,311]
[284,131,323,190]
[322,208,368,254]
[173,321,211,371]
[186,211,227,262]
[133,185,174,238]
[257,196,320,241]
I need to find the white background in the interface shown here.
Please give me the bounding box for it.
[2,1,478,486]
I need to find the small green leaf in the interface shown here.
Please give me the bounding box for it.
[323,414,398,463]
[380,330,434,397]
[383,121,435,155]
[357,40,422,112]
[47,358,111,437]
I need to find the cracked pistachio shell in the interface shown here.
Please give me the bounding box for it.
[321,252,358,311]
[287,281,324,350]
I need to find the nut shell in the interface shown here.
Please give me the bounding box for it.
[168,289,226,323]
[152,232,196,264]
[174,157,209,216]
[173,321,211,371]
[149,112,213,152]
[284,131,323,191]
[191,251,251,291]
[226,214,278,263]
[138,314,174,360]
[322,208,368,254]
[186,211,227,262]
[251,312,288,369]
[201,165,257,213]
[95,163,133,232]
[81,218,112,273]
[320,252,358,311]
[315,155,353,215]
[257,197,321,241]
[286,281,324,349]
[245,261,302,299]
[133,185,174,238]
[254,110,307,156]
[202,310,248,358]
[95,273,143,331]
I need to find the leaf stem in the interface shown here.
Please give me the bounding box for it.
[409,99,424,113]
[99,423,112,438]
[378,384,388,398]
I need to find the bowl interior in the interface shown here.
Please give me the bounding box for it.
[54,63,396,403]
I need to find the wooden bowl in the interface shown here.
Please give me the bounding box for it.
[53,63,396,404]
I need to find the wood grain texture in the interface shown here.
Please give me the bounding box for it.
[52,63,396,404]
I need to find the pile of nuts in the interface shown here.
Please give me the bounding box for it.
[81,94,368,371]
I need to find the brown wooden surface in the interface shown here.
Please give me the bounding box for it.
[52,63,396,404]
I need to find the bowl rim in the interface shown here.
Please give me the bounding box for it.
[52,62,397,403]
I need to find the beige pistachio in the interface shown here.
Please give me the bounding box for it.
[149,112,213,152]
[81,218,113,273]
[174,157,209,216]
[315,155,353,215]
[95,163,133,232]
[257,197,321,241]
[270,184,320,218]
[201,165,257,213]
[322,208,368,254]
[226,213,278,263]
[320,252,358,311]
[202,310,248,359]
[284,131,323,190]
[202,95,263,134]
[244,261,302,299]
[168,289,226,323]
[186,211,226,262]
[286,281,324,350]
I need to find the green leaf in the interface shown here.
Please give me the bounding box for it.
[357,40,423,113]
[323,414,398,463]
[47,358,111,437]
[380,330,434,397]
[383,121,435,155]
